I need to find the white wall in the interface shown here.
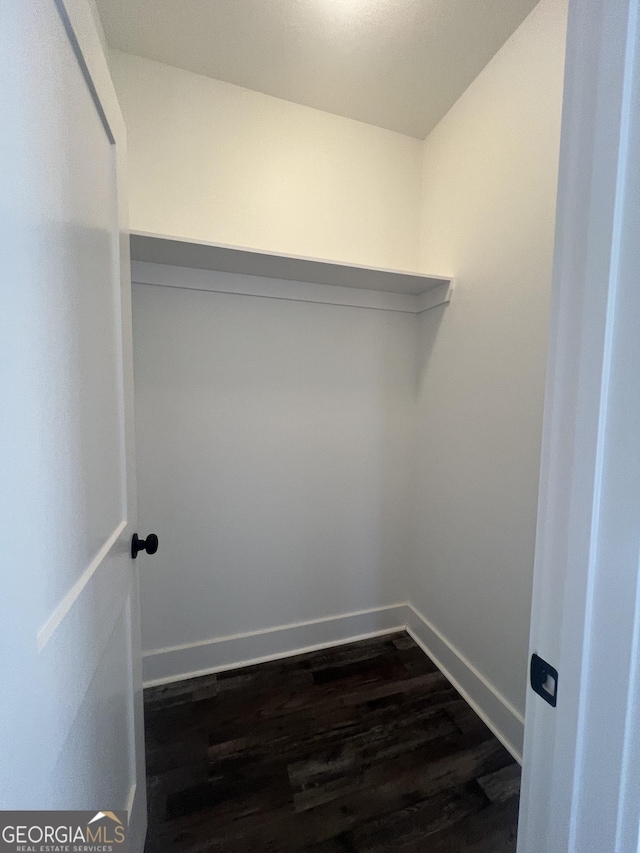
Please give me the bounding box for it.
[132,279,416,679]
[410,0,568,725]
[110,51,422,272]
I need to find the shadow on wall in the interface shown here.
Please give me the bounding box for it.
[368,311,422,605]
[416,303,448,396]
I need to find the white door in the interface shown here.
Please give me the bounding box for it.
[0,0,147,849]
[517,0,640,850]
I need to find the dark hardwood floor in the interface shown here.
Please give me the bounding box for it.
[143,632,520,852]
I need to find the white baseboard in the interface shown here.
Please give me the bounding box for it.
[406,603,525,763]
[142,601,525,764]
[142,603,409,687]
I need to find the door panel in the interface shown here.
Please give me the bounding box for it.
[28,0,124,637]
[49,607,134,809]
[0,0,145,846]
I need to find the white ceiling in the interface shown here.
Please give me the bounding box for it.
[96,0,539,139]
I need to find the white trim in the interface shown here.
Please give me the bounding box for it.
[517,0,640,850]
[54,0,124,144]
[37,520,127,652]
[142,603,409,686]
[406,604,524,763]
[145,602,408,657]
[131,262,453,314]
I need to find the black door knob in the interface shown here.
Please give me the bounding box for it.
[131,533,159,559]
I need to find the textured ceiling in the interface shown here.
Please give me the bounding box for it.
[96,0,539,139]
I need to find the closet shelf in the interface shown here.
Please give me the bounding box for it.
[130,232,453,313]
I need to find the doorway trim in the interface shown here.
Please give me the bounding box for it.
[517,0,640,849]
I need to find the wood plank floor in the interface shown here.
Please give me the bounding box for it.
[143,632,520,852]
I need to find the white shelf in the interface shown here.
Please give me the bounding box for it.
[129,232,453,313]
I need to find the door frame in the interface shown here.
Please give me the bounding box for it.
[517,0,640,849]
